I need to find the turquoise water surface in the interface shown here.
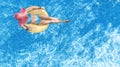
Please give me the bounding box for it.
[0,0,120,67]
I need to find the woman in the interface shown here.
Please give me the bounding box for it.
[14,6,69,30]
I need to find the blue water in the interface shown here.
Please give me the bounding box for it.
[0,0,120,67]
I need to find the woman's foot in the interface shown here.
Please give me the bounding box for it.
[58,20,70,23]
[64,20,70,22]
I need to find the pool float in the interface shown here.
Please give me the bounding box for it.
[25,6,49,33]
[24,23,49,33]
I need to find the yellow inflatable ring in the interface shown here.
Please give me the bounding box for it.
[24,24,49,33]
[25,6,49,33]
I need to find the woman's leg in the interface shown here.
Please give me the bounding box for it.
[50,17,69,23]
[39,15,69,22]
[39,20,52,25]
[39,19,69,25]
[39,15,69,25]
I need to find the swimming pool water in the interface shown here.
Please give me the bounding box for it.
[0,0,120,67]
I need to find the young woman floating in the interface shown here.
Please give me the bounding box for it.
[14,6,69,33]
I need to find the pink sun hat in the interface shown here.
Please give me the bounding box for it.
[14,8,28,26]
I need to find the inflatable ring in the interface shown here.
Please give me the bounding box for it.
[25,6,49,33]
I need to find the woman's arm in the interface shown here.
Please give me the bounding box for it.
[26,6,45,13]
